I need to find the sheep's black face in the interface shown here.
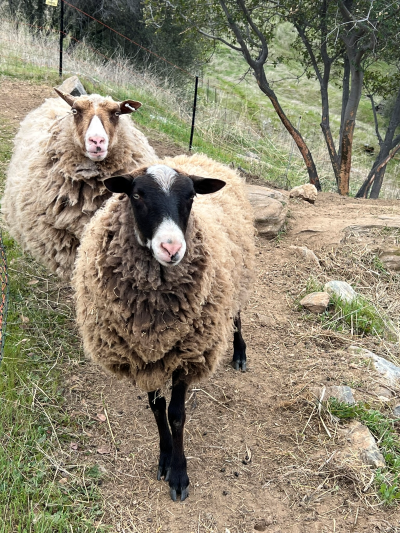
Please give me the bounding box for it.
[104,165,225,267]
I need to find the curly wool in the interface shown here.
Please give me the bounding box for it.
[1,95,156,279]
[74,153,255,392]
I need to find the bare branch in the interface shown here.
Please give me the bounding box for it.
[218,0,257,68]
[198,29,242,51]
[366,94,383,145]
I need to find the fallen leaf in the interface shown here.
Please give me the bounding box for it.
[97,413,106,422]
[70,442,78,450]
[97,446,111,455]
[27,279,39,285]
[59,478,68,484]
[20,315,29,323]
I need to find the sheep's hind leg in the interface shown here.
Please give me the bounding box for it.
[148,391,173,481]
[167,370,189,501]
[232,312,247,371]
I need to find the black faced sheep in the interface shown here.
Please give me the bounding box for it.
[1,89,156,279]
[73,153,255,501]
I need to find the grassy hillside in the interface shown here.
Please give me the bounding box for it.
[204,23,400,196]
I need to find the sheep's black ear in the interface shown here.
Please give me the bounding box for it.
[190,175,226,195]
[53,87,77,107]
[119,100,142,114]
[104,175,134,195]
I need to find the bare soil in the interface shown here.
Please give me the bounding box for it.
[1,77,400,533]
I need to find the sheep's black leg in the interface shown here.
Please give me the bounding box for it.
[167,370,189,501]
[148,390,173,481]
[232,312,247,371]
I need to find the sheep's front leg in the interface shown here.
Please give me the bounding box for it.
[148,391,173,480]
[168,371,189,501]
[232,312,247,371]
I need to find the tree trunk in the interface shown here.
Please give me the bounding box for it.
[338,54,350,163]
[356,85,400,198]
[255,68,321,191]
[320,80,340,184]
[337,56,364,195]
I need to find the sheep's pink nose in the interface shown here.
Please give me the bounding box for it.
[161,242,182,258]
[88,136,106,146]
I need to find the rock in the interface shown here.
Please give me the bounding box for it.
[300,292,330,313]
[349,346,400,387]
[56,75,87,97]
[290,245,320,267]
[326,385,355,405]
[379,247,400,271]
[310,385,355,405]
[324,280,357,303]
[393,405,400,417]
[289,184,318,204]
[246,184,288,239]
[255,313,273,327]
[345,420,385,468]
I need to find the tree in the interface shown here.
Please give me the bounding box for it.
[145,0,322,190]
[285,0,400,196]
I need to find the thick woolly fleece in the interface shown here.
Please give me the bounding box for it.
[1,95,156,279]
[74,154,255,392]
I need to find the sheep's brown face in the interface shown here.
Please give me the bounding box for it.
[54,88,141,162]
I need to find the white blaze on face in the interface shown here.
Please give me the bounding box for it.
[151,218,186,267]
[85,115,109,161]
[147,164,177,193]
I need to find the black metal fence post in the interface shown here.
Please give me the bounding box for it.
[59,0,64,77]
[189,76,199,152]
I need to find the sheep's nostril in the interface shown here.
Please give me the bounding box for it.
[161,242,182,258]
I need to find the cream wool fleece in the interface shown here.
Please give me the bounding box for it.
[2,95,156,279]
[73,153,255,392]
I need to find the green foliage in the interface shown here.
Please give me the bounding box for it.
[0,119,106,532]
[329,398,400,504]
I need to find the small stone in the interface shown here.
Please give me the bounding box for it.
[300,292,330,314]
[56,75,87,97]
[325,385,355,405]
[246,185,289,239]
[393,404,400,417]
[289,184,318,204]
[379,247,400,271]
[346,421,385,468]
[254,520,267,532]
[290,245,320,266]
[255,313,273,327]
[349,346,400,387]
[324,280,357,303]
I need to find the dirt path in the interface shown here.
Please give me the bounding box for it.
[1,77,400,533]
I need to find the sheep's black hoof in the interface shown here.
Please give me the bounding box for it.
[157,451,172,481]
[168,465,189,501]
[232,358,246,372]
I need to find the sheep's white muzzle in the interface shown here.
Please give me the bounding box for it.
[85,115,109,162]
[151,219,186,267]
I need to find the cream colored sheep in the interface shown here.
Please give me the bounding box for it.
[73,153,255,501]
[1,89,156,279]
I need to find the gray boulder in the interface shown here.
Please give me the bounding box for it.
[246,184,288,239]
[324,280,357,304]
[56,75,87,97]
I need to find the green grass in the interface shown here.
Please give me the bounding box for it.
[329,399,400,505]
[299,278,389,338]
[0,121,106,532]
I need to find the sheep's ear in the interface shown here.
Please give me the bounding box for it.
[190,175,226,195]
[104,175,134,195]
[53,87,77,107]
[119,100,142,114]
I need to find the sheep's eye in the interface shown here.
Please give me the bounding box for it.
[115,111,121,117]
[132,193,140,200]
[71,108,78,115]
